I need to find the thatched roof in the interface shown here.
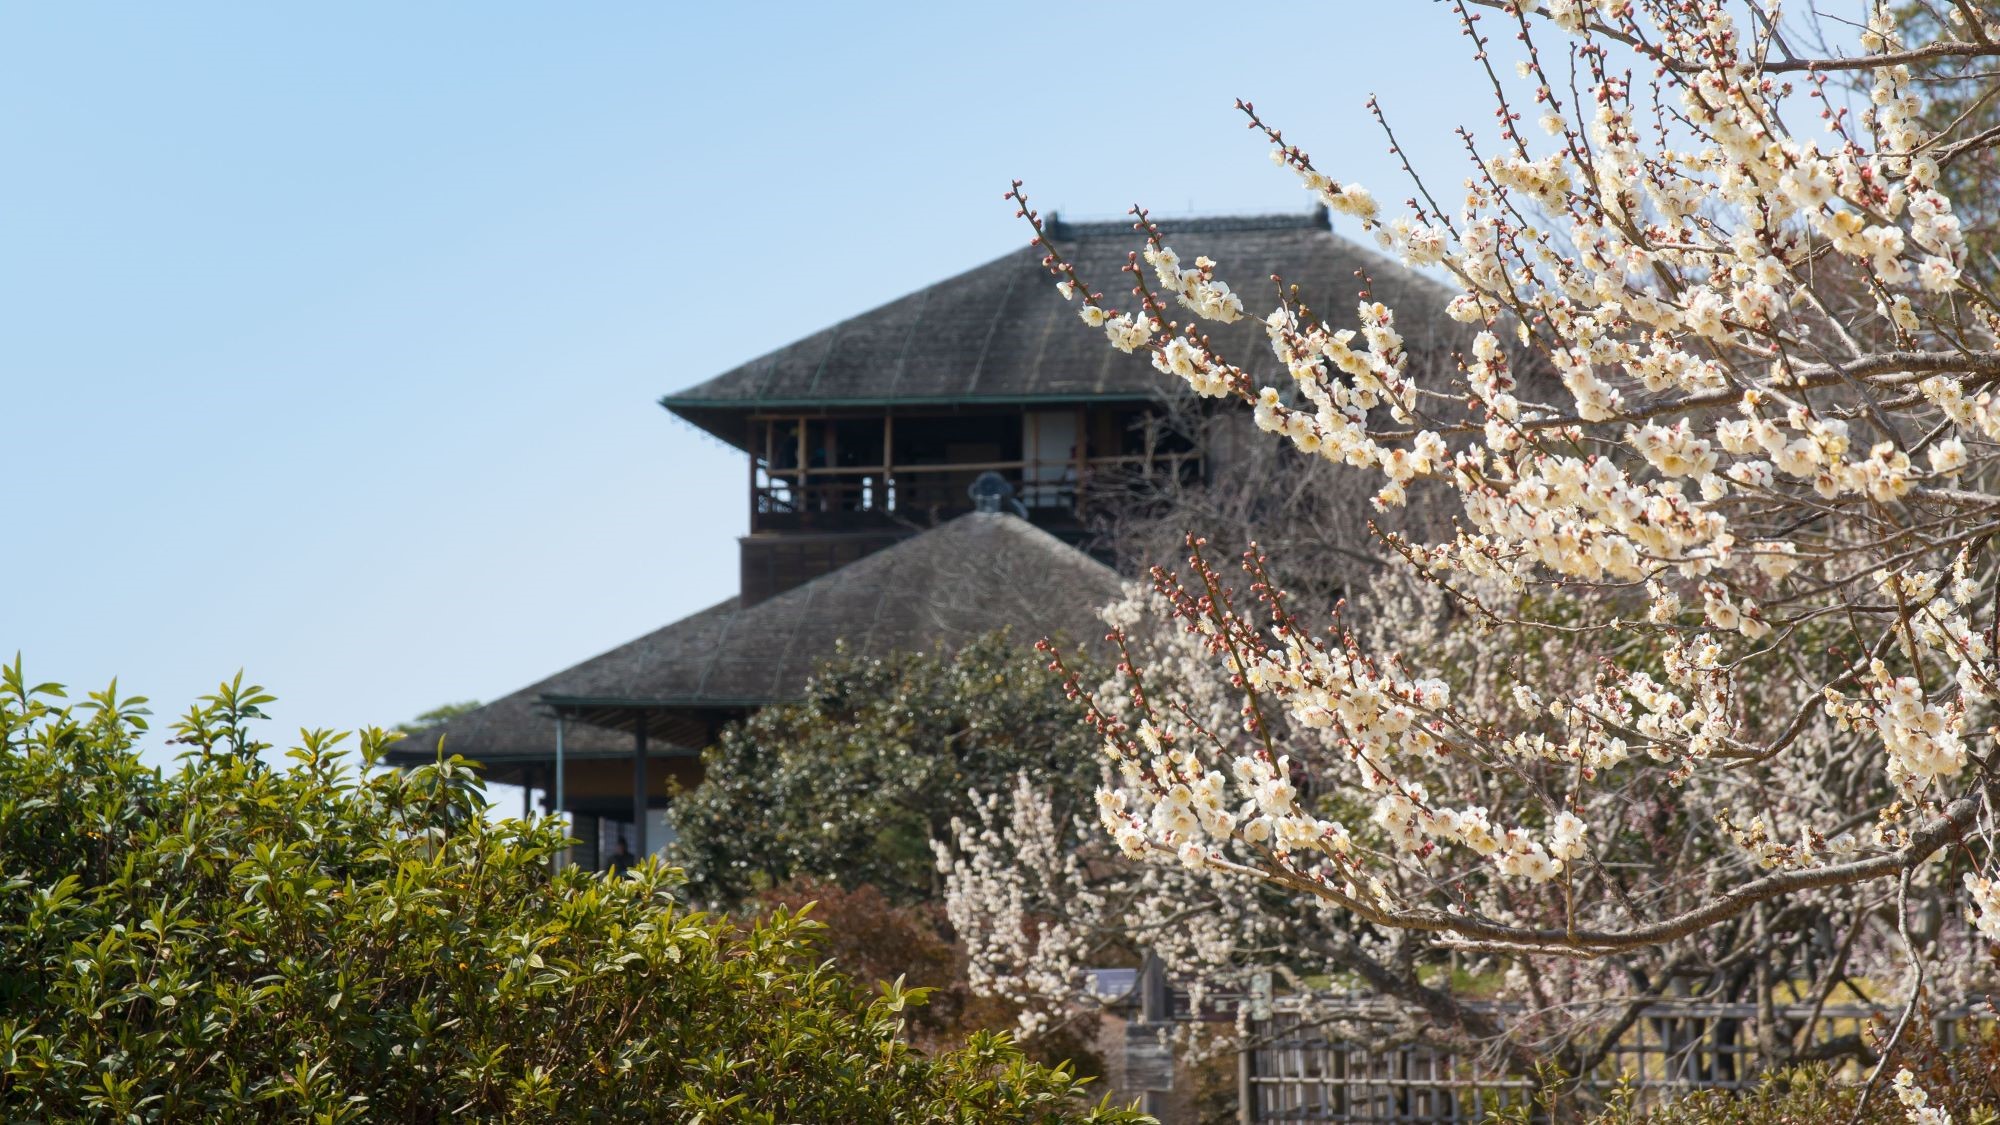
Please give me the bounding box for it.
[662,209,1460,449]
[386,513,1123,774]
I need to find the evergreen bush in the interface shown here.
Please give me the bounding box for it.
[0,663,1144,1123]
[670,633,1101,907]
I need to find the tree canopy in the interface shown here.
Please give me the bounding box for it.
[0,663,1143,1124]
[670,633,1104,908]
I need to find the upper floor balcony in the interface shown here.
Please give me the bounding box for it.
[746,406,1197,535]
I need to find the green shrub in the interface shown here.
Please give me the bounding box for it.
[670,633,1102,907]
[0,663,1147,1124]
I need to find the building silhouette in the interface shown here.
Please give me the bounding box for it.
[387,208,1453,867]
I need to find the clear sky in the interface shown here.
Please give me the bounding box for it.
[3,3,1502,761]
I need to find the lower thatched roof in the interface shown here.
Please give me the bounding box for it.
[386,512,1123,775]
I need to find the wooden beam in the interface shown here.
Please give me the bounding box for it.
[1026,410,1037,486]
[633,715,649,858]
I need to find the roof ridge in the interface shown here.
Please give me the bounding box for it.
[733,512,1113,620]
[659,208,1459,445]
[385,517,1128,763]
[978,508,1116,563]
[1046,206,1330,241]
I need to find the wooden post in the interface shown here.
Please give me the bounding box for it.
[1140,951,1169,1022]
[553,716,567,870]
[826,420,838,493]
[1073,406,1086,511]
[1025,410,1038,504]
[633,714,649,858]
[883,411,895,512]
[1238,1039,1255,1125]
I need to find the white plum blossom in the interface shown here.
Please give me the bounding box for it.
[1548,812,1588,861]
[995,1,2000,1068]
[1965,873,2000,944]
[1928,437,1968,475]
[1102,313,1151,354]
[1892,1067,1953,1125]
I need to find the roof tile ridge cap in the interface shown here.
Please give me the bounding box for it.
[799,304,846,400]
[882,277,934,400]
[963,261,1021,397]
[746,349,779,407]
[687,597,747,698]
[988,514,1118,575]
[761,573,822,699]
[857,526,906,656]
[1049,210,1325,240]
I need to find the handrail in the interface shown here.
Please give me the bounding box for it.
[756,452,1195,479]
[748,452,1200,528]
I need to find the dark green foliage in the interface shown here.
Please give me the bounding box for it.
[0,661,1147,1124]
[670,633,1102,907]
[393,699,481,735]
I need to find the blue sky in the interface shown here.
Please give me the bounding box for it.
[3,3,1500,760]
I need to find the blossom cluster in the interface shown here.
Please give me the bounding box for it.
[1010,0,2000,955]
[931,775,1098,1038]
[1892,1067,1953,1125]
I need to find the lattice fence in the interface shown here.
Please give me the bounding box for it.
[1241,995,1989,1123]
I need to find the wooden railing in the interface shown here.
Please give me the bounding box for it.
[1240,995,1988,1123]
[750,453,1197,532]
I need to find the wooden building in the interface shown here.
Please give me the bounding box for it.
[387,208,1451,867]
[388,514,1124,868]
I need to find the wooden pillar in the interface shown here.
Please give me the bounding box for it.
[1073,406,1087,511]
[633,714,649,858]
[761,419,776,508]
[553,716,567,870]
[1140,951,1169,1022]
[573,813,601,872]
[1238,1039,1255,1125]
[827,419,843,511]
[1026,411,1038,498]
